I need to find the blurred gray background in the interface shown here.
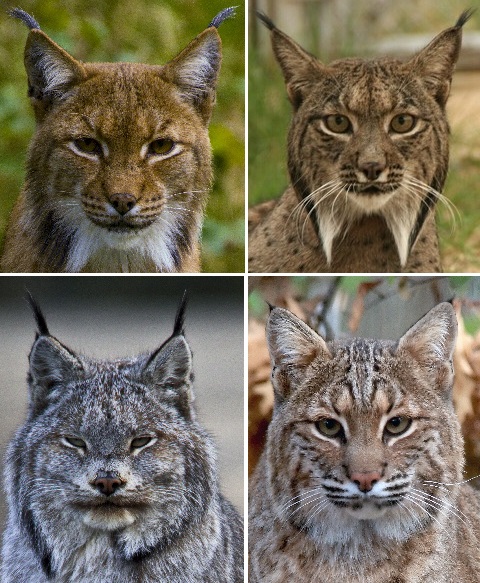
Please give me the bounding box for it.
[0,276,244,535]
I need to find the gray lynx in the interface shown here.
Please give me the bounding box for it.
[249,303,480,582]
[2,294,243,582]
[1,7,235,273]
[248,12,472,273]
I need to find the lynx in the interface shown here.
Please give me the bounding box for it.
[2,294,243,582]
[1,7,235,273]
[249,303,480,582]
[248,12,472,273]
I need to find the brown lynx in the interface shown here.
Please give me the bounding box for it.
[248,12,472,273]
[249,303,480,582]
[1,8,234,273]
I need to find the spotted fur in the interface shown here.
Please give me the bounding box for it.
[1,8,235,273]
[2,297,243,582]
[249,303,480,582]
[248,12,472,273]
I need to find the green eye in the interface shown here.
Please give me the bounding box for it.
[149,138,175,156]
[315,418,343,438]
[324,114,351,133]
[64,436,87,448]
[74,137,101,154]
[131,436,153,449]
[384,416,411,436]
[390,114,416,133]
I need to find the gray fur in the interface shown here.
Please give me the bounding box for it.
[2,299,243,582]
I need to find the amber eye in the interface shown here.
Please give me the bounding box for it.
[74,137,102,154]
[64,436,87,449]
[384,416,411,436]
[131,436,154,449]
[315,418,344,438]
[390,114,416,134]
[324,114,351,133]
[149,138,175,156]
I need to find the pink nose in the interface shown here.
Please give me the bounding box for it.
[351,471,382,493]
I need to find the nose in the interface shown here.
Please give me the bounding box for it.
[109,192,137,216]
[358,161,385,181]
[351,471,382,493]
[92,471,124,496]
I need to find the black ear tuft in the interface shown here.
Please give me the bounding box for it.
[456,8,475,28]
[25,291,50,337]
[173,291,188,337]
[266,301,275,312]
[256,11,276,31]
[8,7,41,30]
[209,6,236,29]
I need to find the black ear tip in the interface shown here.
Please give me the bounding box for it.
[25,291,50,336]
[456,8,475,28]
[256,11,276,31]
[209,6,236,29]
[8,7,41,30]
[173,291,188,336]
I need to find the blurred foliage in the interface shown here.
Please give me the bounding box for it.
[249,0,480,272]
[0,0,245,272]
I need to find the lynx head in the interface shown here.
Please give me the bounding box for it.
[264,302,462,558]
[17,293,218,572]
[259,11,472,266]
[11,7,235,272]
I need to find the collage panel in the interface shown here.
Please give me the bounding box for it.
[0,275,244,581]
[0,0,244,274]
[248,1,480,273]
[248,275,480,580]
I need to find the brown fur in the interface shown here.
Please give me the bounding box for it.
[249,13,472,274]
[249,303,480,582]
[2,9,233,273]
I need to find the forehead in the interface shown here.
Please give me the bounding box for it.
[55,62,201,138]
[311,58,417,115]
[297,338,406,415]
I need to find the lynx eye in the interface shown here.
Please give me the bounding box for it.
[384,416,411,436]
[74,137,102,154]
[324,114,351,134]
[63,436,87,449]
[390,114,416,134]
[148,138,175,156]
[315,418,343,438]
[131,436,154,449]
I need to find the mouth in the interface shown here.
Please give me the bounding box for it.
[354,183,395,195]
[88,217,155,232]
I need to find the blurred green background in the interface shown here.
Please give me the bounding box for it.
[0,0,245,273]
[249,0,480,272]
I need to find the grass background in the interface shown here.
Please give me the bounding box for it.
[249,0,480,272]
[0,0,245,273]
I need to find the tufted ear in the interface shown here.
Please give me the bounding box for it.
[266,306,331,404]
[257,11,325,109]
[142,293,194,418]
[10,8,86,120]
[407,10,472,106]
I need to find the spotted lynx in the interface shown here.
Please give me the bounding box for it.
[1,7,235,273]
[248,12,472,273]
[249,303,480,582]
[2,295,243,582]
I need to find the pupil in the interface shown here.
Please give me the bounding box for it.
[325,419,335,428]
[391,417,401,426]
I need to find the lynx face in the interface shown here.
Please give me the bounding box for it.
[261,12,471,266]
[265,303,462,552]
[36,63,212,271]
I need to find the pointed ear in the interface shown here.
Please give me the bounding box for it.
[29,335,84,414]
[397,302,457,394]
[407,12,471,106]
[163,28,222,122]
[258,13,324,109]
[24,30,86,110]
[143,335,194,418]
[266,307,331,403]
